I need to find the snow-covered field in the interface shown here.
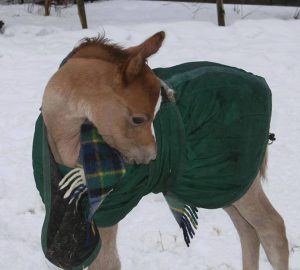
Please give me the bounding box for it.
[0,1,299,269]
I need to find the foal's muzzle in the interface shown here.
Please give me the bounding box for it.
[125,145,157,165]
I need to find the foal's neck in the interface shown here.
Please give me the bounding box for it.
[43,108,84,168]
[72,43,128,64]
[43,58,116,168]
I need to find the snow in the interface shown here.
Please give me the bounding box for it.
[0,1,299,269]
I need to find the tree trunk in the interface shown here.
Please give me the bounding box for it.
[45,0,51,16]
[216,0,225,26]
[77,0,88,29]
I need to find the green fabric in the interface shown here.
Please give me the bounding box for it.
[32,114,46,203]
[154,62,271,208]
[34,116,101,270]
[32,61,271,228]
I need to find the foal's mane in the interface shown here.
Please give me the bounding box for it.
[71,35,129,63]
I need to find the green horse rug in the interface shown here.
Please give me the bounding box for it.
[32,61,272,269]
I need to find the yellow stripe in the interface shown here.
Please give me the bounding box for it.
[87,169,126,178]
[170,207,185,214]
[81,139,103,145]
[91,222,96,235]
[91,130,104,189]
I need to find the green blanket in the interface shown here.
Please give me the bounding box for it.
[33,61,271,228]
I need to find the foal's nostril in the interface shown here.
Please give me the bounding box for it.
[151,151,157,161]
[132,145,157,164]
[145,149,157,163]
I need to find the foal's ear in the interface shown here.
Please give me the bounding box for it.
[140,31,165,58]
[127,31,165,58]
[123,52,145,83]
[123,31,165,83]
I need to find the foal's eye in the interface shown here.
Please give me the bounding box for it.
[131,115,147,126]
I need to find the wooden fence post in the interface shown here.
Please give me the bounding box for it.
[216,0,225,26]
[44,0,50,16]
[77,0,88,29]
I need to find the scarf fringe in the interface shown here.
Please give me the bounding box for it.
[58,167,114,221]
[59,168,87,207]
[165,193,199,247]
[179,206,198,247]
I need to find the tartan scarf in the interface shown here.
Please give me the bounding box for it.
[59,122,126,222]
[58,86,199,247]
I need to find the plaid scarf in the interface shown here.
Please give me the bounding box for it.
[79,123,126,221]
[58,87,198,247]
[59,122,126,222]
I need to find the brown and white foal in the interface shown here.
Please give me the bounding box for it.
[42,32,289,270]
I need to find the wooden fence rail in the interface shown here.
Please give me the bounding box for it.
[155,0,300,6]
[154,0,300,26]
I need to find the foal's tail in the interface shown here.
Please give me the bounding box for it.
[259,149,268,180]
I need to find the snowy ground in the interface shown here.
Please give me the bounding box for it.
[0,1,299,269]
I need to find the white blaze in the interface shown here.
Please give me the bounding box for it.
[151,92,162,140]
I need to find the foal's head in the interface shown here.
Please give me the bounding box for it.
[71,32,165,164]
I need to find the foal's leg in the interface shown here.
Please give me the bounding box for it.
[89,224,121,270]
[224,206,260,270]
[233,176,289,270]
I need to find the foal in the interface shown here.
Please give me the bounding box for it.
[42,32,289,270]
